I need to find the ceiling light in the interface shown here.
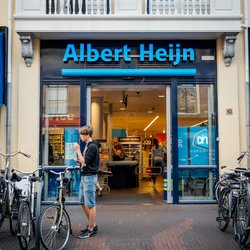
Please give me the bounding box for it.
[158,95,165,98]
[144,116,159,131]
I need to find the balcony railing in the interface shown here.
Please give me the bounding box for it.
[44,0,212,16]
[15,0,242,41]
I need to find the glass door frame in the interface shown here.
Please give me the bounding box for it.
[166,84,172,203]
[172,79,219,204]
[86,82,173,202]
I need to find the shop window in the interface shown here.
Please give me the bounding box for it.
[42,84,80,167]
[178,85,200,114]
[177,84,217,202]
[42,84,81,202]
[178,168,216,201]
[48,85,68,115]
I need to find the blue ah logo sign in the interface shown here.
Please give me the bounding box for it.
[192,128,208,149]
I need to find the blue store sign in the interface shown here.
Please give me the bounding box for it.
[192,128,209,149]
[63,43,195,65]
[178,126,215,165]
[190,127,209,165]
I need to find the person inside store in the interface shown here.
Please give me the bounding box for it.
[112,142,125,161]
[150,138,164,187]
[73,125,100,239]
[49,143,54,165]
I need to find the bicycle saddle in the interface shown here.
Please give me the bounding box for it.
[10,172,22,182]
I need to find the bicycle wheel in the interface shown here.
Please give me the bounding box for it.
[217,188,230,231]
[17,200,33,250]
[214,180,224,203]
[234,183,250,246]
[9,188,22,235]
[39,205,71,250]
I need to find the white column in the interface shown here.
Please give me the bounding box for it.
[91,97,103,139]
[18,38,40,173]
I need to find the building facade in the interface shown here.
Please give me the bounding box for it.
[0,0,248,204]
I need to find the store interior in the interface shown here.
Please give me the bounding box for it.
[91,84,167,203]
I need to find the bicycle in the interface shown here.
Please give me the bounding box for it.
[13,168,43,250]
[39,166,77,250]
[232,157,250,248]
[215,170,240,232]
[0,151,30,235]
[216,152,250,248]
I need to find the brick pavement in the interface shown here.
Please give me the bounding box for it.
[0,203,240,250]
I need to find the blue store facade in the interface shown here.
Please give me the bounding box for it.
[40,39,218,204]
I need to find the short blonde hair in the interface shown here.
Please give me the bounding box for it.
[79,125,93,137]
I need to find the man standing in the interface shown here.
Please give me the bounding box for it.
[74,125,100,239]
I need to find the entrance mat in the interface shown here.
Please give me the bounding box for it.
[97,193,159,205]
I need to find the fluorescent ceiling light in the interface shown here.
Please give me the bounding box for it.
[158,95,165,98]
[144,116,159,131]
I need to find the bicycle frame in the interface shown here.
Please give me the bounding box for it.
[14,168,40,219]
[218,152,250,247]
[0,151,30,224]
[49,168,70,228]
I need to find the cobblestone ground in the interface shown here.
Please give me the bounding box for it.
[0,204,240,250]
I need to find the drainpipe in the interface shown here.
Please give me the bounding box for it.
[6,0,12,156]
[243,0,250,167]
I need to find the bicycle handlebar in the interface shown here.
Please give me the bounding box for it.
[237,152,250,163]
[11,168,39,177]
[0,150,31,158]
[44,166,77,176]
[221,165,250,176]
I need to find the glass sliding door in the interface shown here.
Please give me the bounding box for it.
[177,84,217,202]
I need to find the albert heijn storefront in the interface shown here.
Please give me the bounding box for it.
[41,39,218,204]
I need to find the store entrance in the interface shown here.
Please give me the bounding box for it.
[90,84,167,204]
